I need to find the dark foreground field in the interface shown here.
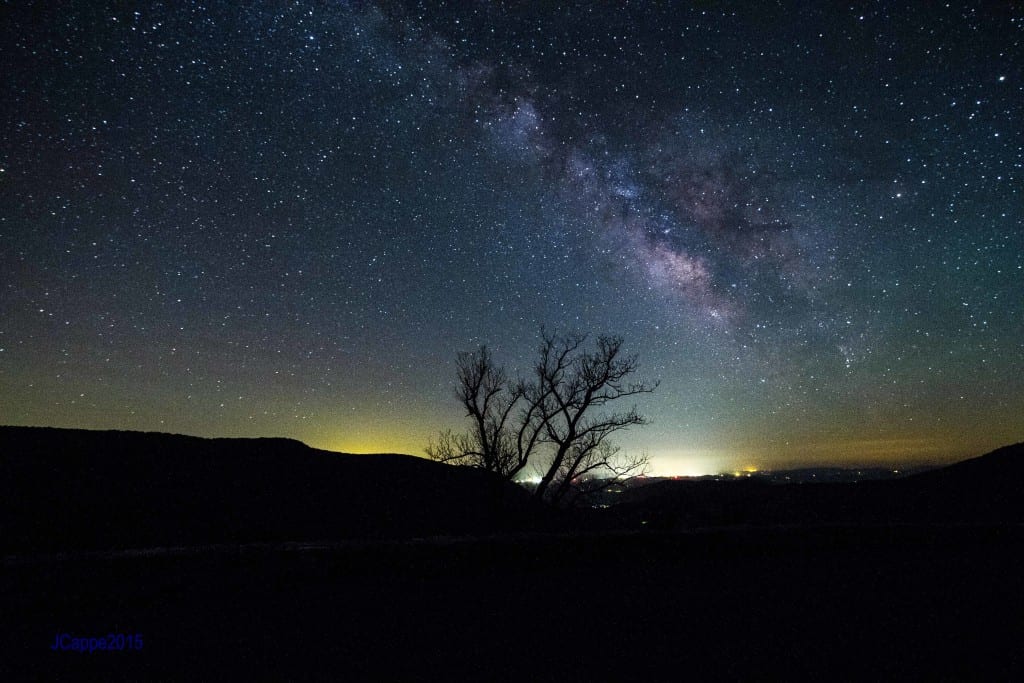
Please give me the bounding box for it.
[4,525,1023,681]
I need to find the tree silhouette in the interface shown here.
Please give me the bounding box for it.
[425,346,546,480]
[527,330,656,505]
[429,330,656,506]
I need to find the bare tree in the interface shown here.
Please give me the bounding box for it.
[527,330,657,505]
[426,346,545,480]
[429,332,657,506]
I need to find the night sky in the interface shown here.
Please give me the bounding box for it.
[2,2,1021,475]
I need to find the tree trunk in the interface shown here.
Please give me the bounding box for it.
[533,444,569,501]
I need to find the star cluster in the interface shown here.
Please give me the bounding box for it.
[1,2,1021,473]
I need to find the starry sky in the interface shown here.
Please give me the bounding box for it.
[2,1,1021,475]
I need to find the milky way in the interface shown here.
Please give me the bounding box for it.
[2,2,1021,472]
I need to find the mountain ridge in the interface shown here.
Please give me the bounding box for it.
[3,426,1022,553]
[0,425,545,553]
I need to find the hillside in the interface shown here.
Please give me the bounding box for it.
[0,426,545,553]
[3,426,1022,555]
[607,442,1024,529]
[2,429,1023,678]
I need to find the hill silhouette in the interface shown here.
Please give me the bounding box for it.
[0,426,545,553]
[607,442,1024,529]
[4,427,1023,553]
[2,428,1023,679]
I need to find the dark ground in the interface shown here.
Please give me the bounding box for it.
[3,428,1023,680]
[3,525,1023,681]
